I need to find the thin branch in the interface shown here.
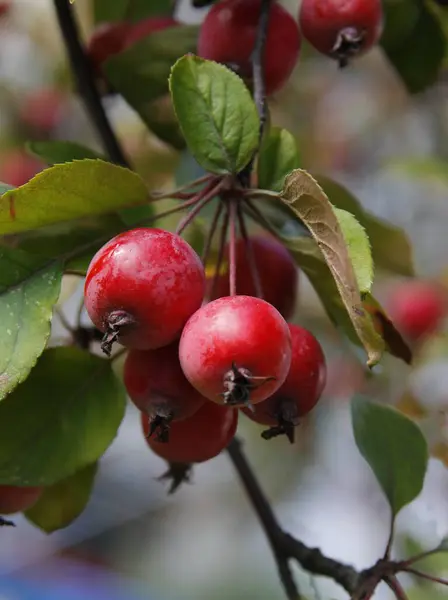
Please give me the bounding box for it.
[385,577,409,600]
[201,200,224,268]
[53,0,130,167]
[403,568,448,586]
[237,201,263,298]
[228,199,238,296]
[251,0,273,142]
[227,437,301,600]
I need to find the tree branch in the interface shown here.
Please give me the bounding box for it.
[227,437,361,600]
[53,0,130,167]
[251,0,272,142]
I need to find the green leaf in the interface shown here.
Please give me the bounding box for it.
[258,127,301,192]
[169,55,260,175]
[27,141,103,165]
[381,2,446,93]
[351,396,428,515]
[0,347,126,486]
[25,463,98,533]
[104,26,198,146]
[333,207,373,294]
[0,247,62,400]
[380,0,421,51]
[316,176,414,277]
[280,170,384,366]
[93,0,172,23]
[0,159,149,234]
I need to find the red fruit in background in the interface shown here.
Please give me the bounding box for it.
[87,17,178,72]
[197,0,301,95]
[179,296,292,406]
[84,228,205,355]
[209,235,298,319]
[386,280,447,341]
[0,1,10,18]
[19,88,67,132]
[242,324,326,441]
[142,401,238,463]
[0,485,42,515]
[0,150,44,187]
[124,342,205,440]
[299,0,383,66]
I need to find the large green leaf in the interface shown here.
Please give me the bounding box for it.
[0,159,150,234]
[104,26,198,147]
[27,141,103,165]
[25,463,98,533]
[0,247,62,400]
[351,396,428,515]
[0,347,126,486]
[381,1,446,93]
[316,177,414,277]
[169,55,260,175]
[93,0,172,23]
[258,127,301,192]
[280,170,383,366]
[333,207,373,294]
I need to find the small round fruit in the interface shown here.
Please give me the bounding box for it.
[299,0,383,67]
[243,324,326,441]
[387,280,447,341]
[19,88,67,132]
[142,401,238,463]
[197,0,301,95]
[84,228,205,355]
[0,151,43,187]
[179,296,292,406]
[87,22,131,73]
[124,342,205,439]
[209,235,298,319]
[124,16,178,47]
[0,485,42,514]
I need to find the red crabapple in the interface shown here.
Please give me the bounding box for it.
[19,88,67,133]
[243,324,326,442]
[141,401,238,463]
[197,0,301,95]
[0,2,10,18]
[0,150,44,187]
[0,485,42,514]
[84,228,205,355]
[124,16,179,47]
[209,235,298,319]
[124,342,205,440]
[179,295,292,406]
[299,0,383,67]
[386,280,447,341]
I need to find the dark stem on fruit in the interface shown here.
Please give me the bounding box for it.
[158,462,193,494]
[221,363,275,407]
[331,27,366,69]
[147,414,174,443]
[228,199,238,296]
[53,0,130,167]
[209,204,230,299]
[101,310,136,357]
[0,517,15,527]
[175,180,224,236]
[237,201,263,299]
[201,200,224,268]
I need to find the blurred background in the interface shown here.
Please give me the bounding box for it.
[1,1,448,599]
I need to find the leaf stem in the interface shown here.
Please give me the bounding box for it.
[228,199,238,296]
[237,201,263,298]
[53,0,130,167]
[385,577,409,600]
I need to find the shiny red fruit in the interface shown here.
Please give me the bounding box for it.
[19,88,67,132]
[142,401,238,463]
[0,151,44,187]
[84,228,205,354]
[243,324,326,441]
[124,342,205,437]
[209,235,298,319]
[87,17,178,72]
[299,0,383,66]
[0,485,42,515]
[197,0,301,95]
[179,296,292,406]
[387,280,447,341]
